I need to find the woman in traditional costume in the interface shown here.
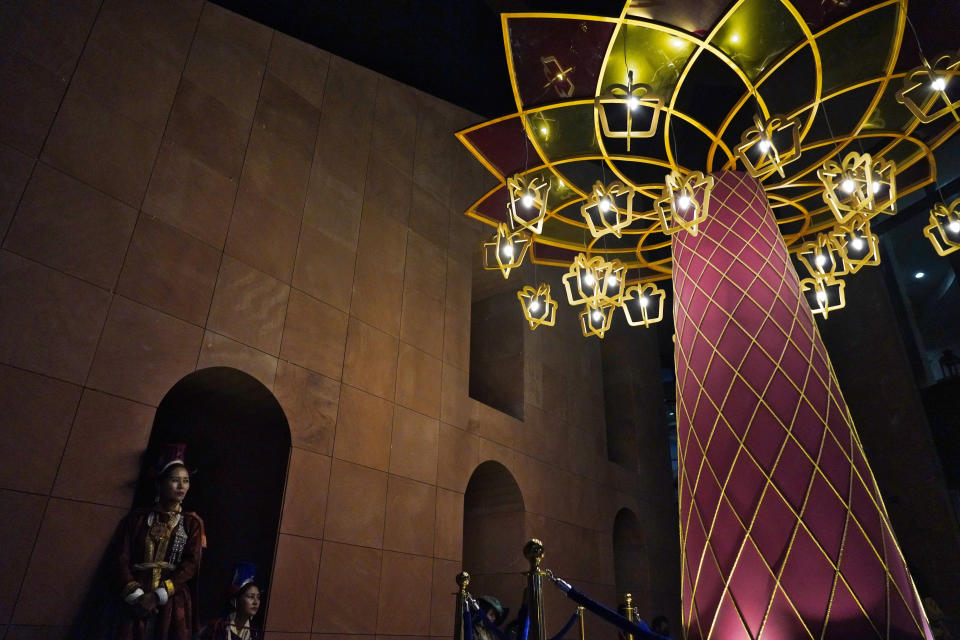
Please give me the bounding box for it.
[200,562,263,640]
[108,443,205,640]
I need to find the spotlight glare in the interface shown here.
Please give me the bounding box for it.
[583,273,595,286]
[529,300,541,312]
[850,236,864,251]
[639,295,649,307]
[730,32,740,44]
[627,96,639,111]
[540,126,548,135]
[502,244,514,257]
[872,181,881,194]
[606,274,618,287]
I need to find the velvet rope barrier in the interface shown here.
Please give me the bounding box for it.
[548,609,581,640]
[549,577,668,640]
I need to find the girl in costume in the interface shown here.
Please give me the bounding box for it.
[200,562,263,640]
[108,444,205,640]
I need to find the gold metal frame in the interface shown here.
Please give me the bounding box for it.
[561,253,627,307]
[517,283,559,329]
[795,232,849,280]
[580,180,639,238]
[895,51,960,124]
[800,275,847,318]
[482,223,531,278]
[834,215,881,273]
[656,170,714,236]
[579,301,616,338]
[621,281,666,327]
[507,173,551,234]
[923,197,960,256]
[595,69,663,150]
[817,152,897,226]
[735,113,802,179]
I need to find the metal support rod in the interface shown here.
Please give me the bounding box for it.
[524,539,546,640]
[621,593,635,640]
[577,606,585,640]
[455,571,470,640]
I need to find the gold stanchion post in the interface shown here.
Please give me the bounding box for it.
[577,605,585,640]
[454,571,470,640]
[524,539,546,640]
[620,593,636,640]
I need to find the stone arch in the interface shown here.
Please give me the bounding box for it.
[463,460,526,620]
[613,507,650,617]
[137,366,291,620]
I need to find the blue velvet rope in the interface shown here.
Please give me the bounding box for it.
[550,579,668,640]
[464,607,474,640]
[472,607,510,640]
[548,609,581,640]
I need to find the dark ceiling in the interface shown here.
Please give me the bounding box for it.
[212,0,957,118]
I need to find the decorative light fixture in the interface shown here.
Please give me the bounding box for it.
[482,223,531,278]
[595,70,662,150]
[817,152,897,225]
[579,301,616,338]
[541,55,575,98]
[800,275,846,319]
[517,283,558,329]
[580,180,639,238]
[834,214,880,273]
[895,51,960,123]
[621,281,666,327]
[796,232,848,280]
[561,253,626,307]
[507,173,551,234]
[735,113,802,178]
[923,197,960,256]
[656,170,714,236]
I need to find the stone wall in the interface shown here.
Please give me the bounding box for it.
[0,1,680,638]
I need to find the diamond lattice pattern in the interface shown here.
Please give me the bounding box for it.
[672,171,933,640]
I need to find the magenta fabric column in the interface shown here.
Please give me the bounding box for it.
[671,171,932,640]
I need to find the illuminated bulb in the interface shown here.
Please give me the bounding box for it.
[841,178,855,194]
[540,126,548,135]
[757,138,771,153]
[521,192,534,208]
[814,253,827,267]
[639,296,649,307]
[502,243,514,258]
[558,179,564,188]
[948,219,960,233]
[583,273,595,286]
[816,290,827,302]
[591,309,603,322]
[932,77,947,91]
[556,73,564,80]
[677,194,691,209]
[668,37,684,49]
[730,32,740,44]
[529,299,541,313]
[872,181,881,194]
[627,96,639,111]
[915,271,925,279]
[850,236,864,251]
[599,198,611,213]
[606,274,618,287]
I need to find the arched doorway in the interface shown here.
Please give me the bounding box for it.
[135,367,290,620]
[463,461,526,623]
[613,508,650,617]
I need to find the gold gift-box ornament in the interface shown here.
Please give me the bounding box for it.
[834,214,880,274]
[817,151,897,226]
[579,301,616,338]
[507,173,551,235]
[621,281,666,327]
[735,113,801,179]
[895,51,960,124]
[482,223,531,279]
[517,283,558,330]
[923,197,960,257]
[581,180,639,239]
[656,170,714,236]
[562,253,626,307]
[595,70,662,151]
[800,275,846,319]
[796,232,848,280]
